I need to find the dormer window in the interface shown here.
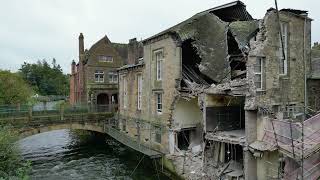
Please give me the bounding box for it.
[98,55,113,62]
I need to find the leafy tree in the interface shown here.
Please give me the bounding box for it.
[0,70,33,105]
[19,58,69,96]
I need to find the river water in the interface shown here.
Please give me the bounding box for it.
[18,129,169,180]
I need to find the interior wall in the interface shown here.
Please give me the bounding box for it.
[173,98,202,129]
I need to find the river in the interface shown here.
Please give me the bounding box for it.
[18,129,169,180]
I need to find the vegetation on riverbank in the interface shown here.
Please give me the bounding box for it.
[0,126,31,179]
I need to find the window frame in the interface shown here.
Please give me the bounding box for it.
[155,50,163,81]
[156,93,162,114]
[94,70,104,83]
[108,72,118,84]
[154,126,162,143]
[98,55,113,62]
[279,22,288,75]
[253,57,265,90]
[123,76,127,109]
[137,74,143,110]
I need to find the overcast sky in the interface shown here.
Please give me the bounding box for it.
[0,0,319,74]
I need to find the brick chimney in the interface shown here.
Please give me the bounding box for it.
[79,33,84,57]
[71,60,76,74]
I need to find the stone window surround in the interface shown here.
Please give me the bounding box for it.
[137,73,143,110]
[154,49,164,81]
[108,72,118,83]
[123,75,128,109]
[279,21,289,76]
[254,56,266,90]
[94,70,104,83]
[155,92,163,114]
[98,55,113,62]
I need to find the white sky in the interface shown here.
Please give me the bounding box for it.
[0,0,319,74]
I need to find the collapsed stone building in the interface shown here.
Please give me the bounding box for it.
[69,33,127,110]
[116,1,319,179]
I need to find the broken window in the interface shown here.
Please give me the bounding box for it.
[156,93,162,114]
[206,104,245,132]
[177,130,190,150]
[155,50,163,81]
[279,22,288,75]
[137,74,142,110]
[94,70,104,82]
[254,57,265,90]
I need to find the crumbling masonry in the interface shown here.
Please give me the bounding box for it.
[117,1,319,179]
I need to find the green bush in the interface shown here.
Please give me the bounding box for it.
[0,126,31,179]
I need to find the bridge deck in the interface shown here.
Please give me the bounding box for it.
[105,126,162,158]
[1,109,163,159]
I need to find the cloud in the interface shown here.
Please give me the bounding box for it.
[0,0,319,73]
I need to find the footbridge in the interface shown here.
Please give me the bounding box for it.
[0,104,162,158]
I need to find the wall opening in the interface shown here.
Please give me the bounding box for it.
[227,31,247,79]
[177,130,190,150]
[205,96,245,132]
[181,39,214,89]
[96,93,109,112]
[97,93,108,104]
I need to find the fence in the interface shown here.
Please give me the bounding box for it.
[0,103,115,119]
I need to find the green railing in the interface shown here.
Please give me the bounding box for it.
[0,104,115,119]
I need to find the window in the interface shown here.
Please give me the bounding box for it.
[155,126,162,143]
[98,55,113,62]
[137,74,143,110]
[155,50,163,81]
[94,70,104,82]
[122,119,126,131]
[123,76,127,108]
[156,93,162,113]
[279,22,288,75]
[254,57,265,90]
[109,72,118,83]
[283,104,302,119]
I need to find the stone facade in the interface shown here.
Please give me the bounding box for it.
[117,2,316,179]
[70,33,127,109]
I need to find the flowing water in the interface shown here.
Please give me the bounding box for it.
[18,129,169,180]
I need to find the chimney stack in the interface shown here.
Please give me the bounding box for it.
[79,33,84,57]
[71,60,76,74]
[128,38,139,65]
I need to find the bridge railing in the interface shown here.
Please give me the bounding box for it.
[0,103,116,120]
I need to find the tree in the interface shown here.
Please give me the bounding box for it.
[0,70,33,105]
[19,58,69,96]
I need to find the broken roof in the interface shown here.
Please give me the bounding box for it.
[280,8,308,15]
[229,20,259,52]
[142,0,253,44]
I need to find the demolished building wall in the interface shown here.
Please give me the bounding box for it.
[116,1,316,179]
[245,9,313,180]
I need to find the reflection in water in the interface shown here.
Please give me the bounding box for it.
[18,129,168,180]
